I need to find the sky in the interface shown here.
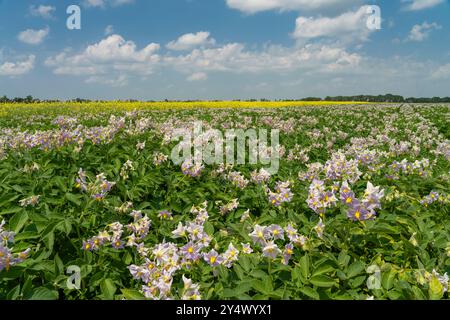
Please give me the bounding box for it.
[0,0,449,100]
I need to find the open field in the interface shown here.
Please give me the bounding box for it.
[0,102,449,300]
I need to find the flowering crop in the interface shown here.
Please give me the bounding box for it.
[0,102,448,300]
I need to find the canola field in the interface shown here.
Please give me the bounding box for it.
[0,101,449,300]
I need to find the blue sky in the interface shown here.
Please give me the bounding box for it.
[0,0,449,100]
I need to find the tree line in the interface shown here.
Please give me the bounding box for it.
[1,94,450,104]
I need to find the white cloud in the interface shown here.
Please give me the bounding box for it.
[166,32,216,51]
[84,0,134,8]
[187,72,208,81]
[45,33,363,88]
[45,34,160,76]
[402,0,445,11]
[407,22,441,42]
[105,25,114,35]
[29,5,56,19]
[225,0,362,14]
[164,42,361,75]
[18,27,49,45]
[0,55,35,76]
[86,74,128,86]
[292,6,374,42]
[431,63,450,79]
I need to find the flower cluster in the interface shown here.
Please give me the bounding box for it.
[219,199,239,215]
[249,223,307,265]
[324,152,361,184]
[158,210,173,220]
[250,168,271,184]
[340,181,384,221]
[21,162,40,174]
[0,220,31,272]
[76,169,116,201]
[307,179,337,215]
[267,181,294,207]
[120,160,135,180]
[19,195,41,207]
[226,171,249,189]
[115,201,134,214]
[136,141,146,151]
[420,191,445,206]
[52,116,78,129]
[298,162,323,182]
[388,159,431,178]
[181,275,202,300]
[287,145,310,163]
[83,210,151,251]
[129,242,182,300]
[153,152,168,166]
[306,179,385,221]
[181,159,204,177]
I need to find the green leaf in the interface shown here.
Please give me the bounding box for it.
[14,231,39,241]
[203,221,214,236]
[43,231,55,252]
[310,275,336,288]
[65,193,82,206]
[381,269,396,290]
[233,264,245,280]
[0,207,22,216]
[338,251,351,268]
[299,254,310,280]
[347,261,365,278]
[7,285,21,300]
[411,286,426,300]
[121,289,145,300]
[429,276,444,300]
[101,278,117,300]
[350,275,367,288]
[299,286,320,300]
[239,256,252,272]
[313,263,335,277]
[28,287,59,300]
[9,210,28,233]
[252,280,268,294]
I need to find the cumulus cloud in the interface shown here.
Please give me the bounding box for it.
[0,55,35,76]
[29,5,56,19]
[402,0,445,11]
[86,74,128,86]
[45,33,362,87]
[431,63,450,79]
[166,32,216,51]
[225,0,362,14]
[84,0,134,8]
[165,42,361,76]
[45,34,160,76]
[292,6,375,42]
[407,22,441,42]
[187,72,208,81]
[18,27,49,45]
[105,25,114,35]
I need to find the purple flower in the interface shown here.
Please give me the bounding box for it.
[82,240,94,251]
[180,242,201,261]
[267,224,284,240]
[203,249,222,267]
[158,210,173,220]
[282,243,294,265]
[111,239,125,249]
[262,241,281,259]
[347,204,373,222]
[241,243,253,254]
[249,225,269,245]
